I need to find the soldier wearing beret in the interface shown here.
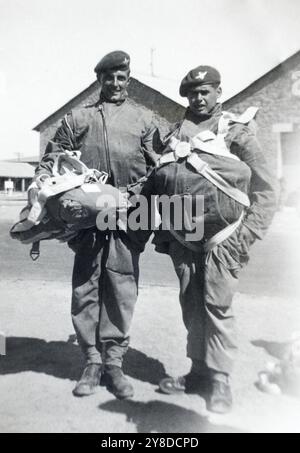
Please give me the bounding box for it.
[35,50,159,399]
[136,65,277,413]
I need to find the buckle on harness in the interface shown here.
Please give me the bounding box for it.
[174,142,191,159]
[30,242,40,261]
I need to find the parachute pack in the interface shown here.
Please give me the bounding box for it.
[10,151,127,259]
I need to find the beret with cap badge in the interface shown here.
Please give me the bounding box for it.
[94,50,130,75]
[179,65,221,97]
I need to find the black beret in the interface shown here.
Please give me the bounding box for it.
[179,65,221,97]
[94,50,130,75]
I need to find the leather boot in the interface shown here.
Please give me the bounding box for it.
[101,365,134,399]
[73,363,101,397]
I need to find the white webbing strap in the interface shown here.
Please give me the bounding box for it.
[157,152,176,166]
[18,152,106,231]
[38,173,88,202]
[187,153,250,207]
[167,212,244,254]
[157,151,250,207]
[204,212,244,253]
[52,151,89,177]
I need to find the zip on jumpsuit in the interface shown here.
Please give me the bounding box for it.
[34,98,159,367]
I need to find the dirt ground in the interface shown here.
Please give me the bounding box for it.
[0,202,300,433]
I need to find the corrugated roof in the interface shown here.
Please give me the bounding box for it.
[0,162,35,178]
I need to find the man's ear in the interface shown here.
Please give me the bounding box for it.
[96,74,103,92]
[96,73,103,84]
[216,85,222,99]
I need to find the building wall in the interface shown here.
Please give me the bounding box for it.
[223,52,300,189]
[37,79,185,158]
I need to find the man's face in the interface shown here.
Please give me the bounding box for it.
[99,69,130,102]
[187,84,222,116]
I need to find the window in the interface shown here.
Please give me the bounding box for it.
[281,131,300,166]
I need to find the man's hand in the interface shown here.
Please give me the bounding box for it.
[238,224,256,253]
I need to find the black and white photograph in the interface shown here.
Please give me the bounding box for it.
[0,0,300,435]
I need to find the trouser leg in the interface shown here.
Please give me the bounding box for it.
[169,239,239,375]
[204,250,239,375]
[168,241,207,368]
[72,229,140,367]
[99,231,140,367]
[71,230,105,365]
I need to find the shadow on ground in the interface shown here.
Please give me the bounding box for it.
[99,399,246,433]
[251,339,289,360]
[0,337,167,385]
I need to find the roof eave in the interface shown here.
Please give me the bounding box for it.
[33,81,99,132]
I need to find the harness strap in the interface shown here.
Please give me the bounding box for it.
[204,212,244,253]
[157,106,257,253]
[158,151,178,165]
[38,173,88,202]
[158,151,250,207]
[31,155,106,227]
[187,153,250,207]
[190,132,240,161]
[52,151,89,177]
[167,211,244,254]
[30,241,40,261]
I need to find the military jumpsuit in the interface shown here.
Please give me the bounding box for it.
[35,98,158,366]
[138,103,277,375]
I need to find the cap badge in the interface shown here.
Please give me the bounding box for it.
[195,71,207,80]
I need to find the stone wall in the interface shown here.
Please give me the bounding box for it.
[224,51,300,176]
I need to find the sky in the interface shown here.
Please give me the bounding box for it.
[0,0,300,160]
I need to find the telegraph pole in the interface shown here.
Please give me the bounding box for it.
[14,152,22,161]
[150,48,156,77]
